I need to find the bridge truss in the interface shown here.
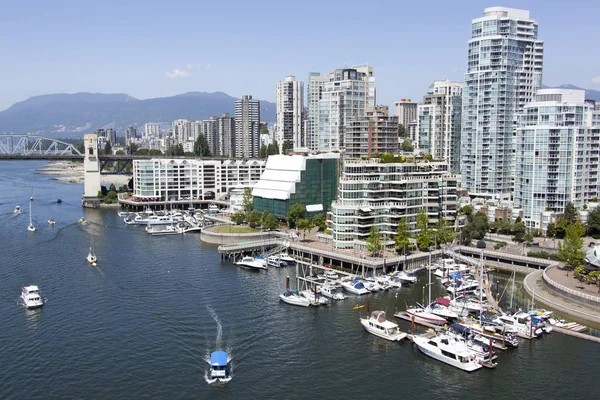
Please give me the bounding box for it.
[0,135,82,156]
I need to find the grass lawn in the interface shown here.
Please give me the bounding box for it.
[212,225,258,234]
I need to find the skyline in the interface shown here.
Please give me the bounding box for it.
[1,0,600,112]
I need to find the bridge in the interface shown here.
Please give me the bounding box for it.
[0,135,82,157]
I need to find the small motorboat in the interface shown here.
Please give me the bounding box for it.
[79,217,87,224]
[87,247,98,266]
[57,199,63,204]
[30,196,35,201]
[21,285,44,309]
[13,205,22,214]
[48,219,56,225]
[267,256,285,268]
[361,311,407,342]
[403,305,448,326]
[236,256,267,271]
[300,290,329,306]
[279,252,296,263]
[207,350,231,383]
[341,280,370,295]
[279,290,311,307]
[320,284,347,300]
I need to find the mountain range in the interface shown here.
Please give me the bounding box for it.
[0,84,598,139]
[0,92,276,139]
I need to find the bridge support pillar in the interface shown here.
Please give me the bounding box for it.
[83,134,101,198]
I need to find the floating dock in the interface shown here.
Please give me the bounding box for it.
[552,326,600,343]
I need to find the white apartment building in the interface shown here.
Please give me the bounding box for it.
[133,158,266,201]
[235,95,260,158]
[417,80,463,172]
[327,158,458,250]
[514,89,600,231]
[461,7,544,198]
[172,119,194,146]
[144,123,161,140]
[276,76,304,150]
[307,72,328,151]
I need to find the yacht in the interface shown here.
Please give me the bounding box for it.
[48,219,56,225]
[279,253,296,263]
[413,333,482,372]
[341,280,370,295]
[148,224,183,236]
[235,256,268,270]
[21,285,44,309]
[404,305,448,326]
[493,312,543,338]
[207,350,231,383]
[378,274,403,289]
[13,205,21,214]
[360,311,407,342]
[267,256,285,268]
[146,215,174,225]
[87,247,98,266]
[449,295,486,314]
[393,271,417,284]
[320,284,347,300]
[279,290,311,307]
[460,321,520,348]
[362,278,384,292]
[446,278,480,295]
[447,324,497,362]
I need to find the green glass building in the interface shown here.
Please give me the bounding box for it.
[253,153,339,219]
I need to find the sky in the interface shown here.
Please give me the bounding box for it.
[1,0,599,111]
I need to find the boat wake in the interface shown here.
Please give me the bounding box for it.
[207,305,223,348]
[204,306,234,384]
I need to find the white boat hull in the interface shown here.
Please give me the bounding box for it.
[413,337,482,372]
[360,319,407,341]
[279,293,311,307]
[406,309,447,325]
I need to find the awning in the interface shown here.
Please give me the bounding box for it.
[210,351,228,367]
[359,207,372,213]
[306,204,323,212]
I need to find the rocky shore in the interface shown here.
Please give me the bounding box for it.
[37,161,132,186]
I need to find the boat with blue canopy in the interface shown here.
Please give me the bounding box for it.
[207,350,231,383]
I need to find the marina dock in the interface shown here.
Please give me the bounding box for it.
[551,326,600,343]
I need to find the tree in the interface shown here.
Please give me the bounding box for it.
[287,203,306,228]
[546,222,556,238]
[558,222,586,270]
[296,218,314,240]
[555,219,570,239]
[267,140,280,156]
[76,142,85,154]
[313,213,327,232]
[109,183,117,192]
[460,212,489,245]
[115,149,125,155]
[416,209,434,249]
[127,143,139,155]
[260,125,269,135]
[241,187,253,214]
[563,201,577,224]
[104,141,112,155]
[259,145,268,158]
[459,205,473,216]
[400,140,414,152]
[193,134,211,157]
[394,217,412,254]
[398,124,406,137]
[246,210,261,228]
[104,190,118,204]
[282,140,292,154]
[232,211,245,225]
[587,207,600,235]
[436,216,455,245]
[512,221,527,242]
[261,211,279,230]
[367,225,384,256]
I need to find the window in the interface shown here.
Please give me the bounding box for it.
[88,147,94,155]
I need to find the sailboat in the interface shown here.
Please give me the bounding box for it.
[27,201,36,232]
[87,247,98,266]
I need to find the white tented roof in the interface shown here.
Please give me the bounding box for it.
[253,155,308,200]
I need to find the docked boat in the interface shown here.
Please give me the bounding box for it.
[341,280,370,295]
[404,305,448,325]
[300,289,329,305]
[87,247,98,266]
[13,205,21,214]
[493,312,543,338]
[207,350,231,383]
[548,318,587,333]
[320,284,347,300]
[429,298,459,320]
[324,269,340,280]
[27,201,36,232]
[360,311,407,342]
[460,321,520,348]
[235,256,268,270]
[393,270,417,284]
[48,219,56,225]
[449,294,487,314]
[279,253,296,263]
[279,290,311,307]
[208,203,219,214]
[413,333,482,372]
[267,256,285,267]
[362,278,384,292]
[447,324,497,362]
[21,285,44,309]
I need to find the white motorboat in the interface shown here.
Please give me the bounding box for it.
[413,333,482,372]
[208,204,219,214]
[547,318,587,332]
[27,201,36,232]
[235,256,268,270]
[267,256,285,267]
[429,298,459,320]
[207,350,231,383]
[449,295,486,314]
[300,290,329,305]
[320,284,347,300]
[493,312,543,338]
[146,215,174,225]
[279,290,311,307]
[459,321,520,348]
[361,311,407,342]
[48,219,56,225]
[30,196,35,201]
[404,306,448,325]
[87,247,98,266]
[341,280,370,295]
[393,271,417,284]
[324,270,339,280]
[14,205,21,214]
[21,285,44,309]
[362,278,384,292]
[279,253,296,263]
[446,327,497,363]
[446,278,480,295]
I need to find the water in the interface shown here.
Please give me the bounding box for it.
[0,160,598,399]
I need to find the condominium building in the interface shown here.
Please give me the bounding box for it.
[125,127,137,144]
[106,128,117,145]
[172,119,194,145]
[133,158,266,201]
[514,89,600,231]
[327,158,458,249]
[276,76,305,150]
[461,7,544,198]
[318,66,375,152]
[306,72,328,151]
[417,80,463,171]
[235,95,260,158]
[345,106,399,159]
[198,117,218,155]
[144,123,161,140]
[395,99,418,133]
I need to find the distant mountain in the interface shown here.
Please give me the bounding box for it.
[542,84,600,101]
[0,92,276,138]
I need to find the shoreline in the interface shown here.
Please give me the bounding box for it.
[37,160,132,186]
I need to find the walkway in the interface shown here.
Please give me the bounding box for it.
[546,266,600,298]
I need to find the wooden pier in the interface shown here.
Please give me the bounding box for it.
[551,326,600,343]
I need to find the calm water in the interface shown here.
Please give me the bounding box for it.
[0,160,598,399]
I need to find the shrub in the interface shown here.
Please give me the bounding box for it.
[527,251,561,261]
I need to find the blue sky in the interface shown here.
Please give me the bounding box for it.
[1,0,599,111]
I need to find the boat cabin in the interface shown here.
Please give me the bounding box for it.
[210,350,228,379]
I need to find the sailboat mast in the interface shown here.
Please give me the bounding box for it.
[479,251,484,325]
[510,270,515,310]
[427,255,432,305]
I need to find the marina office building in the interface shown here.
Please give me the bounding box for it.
[133,158,266,201]
[326,158,458,250]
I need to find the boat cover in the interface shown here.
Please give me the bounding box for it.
[210,351,228,367]
[449,272,462,280]
[435,297,450,306]
[371,311,386,322]
[449,323,472,337]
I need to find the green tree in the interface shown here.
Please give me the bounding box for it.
[109,183,117,192]
[115,149,125,155]
[246,210,261,228]
[193,134,211,157]
[436,216,455,245]
[296,218,314,240]
[459,205,473,216]
[366,225,384,256]
[76,142,85,154]
[394,217,412,254]
[104,190,118,204]
[127,143,139,155]
[148,149,163,156]
[400,140,414,152]
[232,211,245,225]
[558,222,586,270]
[512,221,527,242]
[398,124,406,137]
[135,148,149,156]
[416,209,434,249]
[267,140,280,155]
[259,145,268,158]
[282,140,292,154]
[313,213,327,232]
[104,141,112,155]
[460,212,489,245]
[587,207,600,235]
[241,187,253,214]
[555,219,570,239]
[287,203,306,228]
[260,125,269,135]
[261,211,279,230]
[563,201,578,224]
